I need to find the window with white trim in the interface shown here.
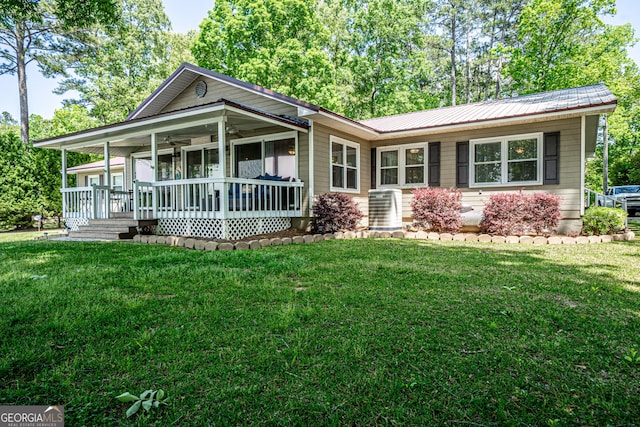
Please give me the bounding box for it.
[111,173,124,191]
[377,143,427,187]
[471,133,543,187]
[330,136,359,192]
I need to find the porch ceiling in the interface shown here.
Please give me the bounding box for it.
[34,102,309,156]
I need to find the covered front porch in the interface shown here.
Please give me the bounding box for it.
[41,100,309,240]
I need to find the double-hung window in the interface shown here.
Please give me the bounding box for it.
[470,133,542,187]
[330,136,359,192]
[377,143,427,187]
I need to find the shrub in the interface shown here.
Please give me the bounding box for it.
[481,193,528,236]
[311,193,363,233]
[410,187,462,233]
[481,191,562,236]
[525,193,562,234]
[582,206,627,235]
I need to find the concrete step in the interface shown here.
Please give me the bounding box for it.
[68,230,134,240]
[86,219,157,228]
[110,212,134,219]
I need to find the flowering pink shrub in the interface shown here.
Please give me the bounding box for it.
[481,191,561,236]
[525,193,561,234]
[311,193,363,233]
[410,187,463,233]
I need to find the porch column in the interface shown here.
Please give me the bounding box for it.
[61,148,68,189]
[217,118,226,178]
[151,133,158,217]
[104,141,111,188]
[217,118,228,216]
[61,148,67,217]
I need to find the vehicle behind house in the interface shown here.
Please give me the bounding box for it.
[600,185,640,216]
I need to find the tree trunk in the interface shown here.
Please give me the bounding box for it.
[450,11,457,106]
[15,24,29,145]
[465,23,471,104]
[494,17,507,99]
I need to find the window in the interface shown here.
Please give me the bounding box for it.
[377,143,427,187]
[470,133,542,187]
[231,131,298,179]
[330,136,359,192]
[111,174,123,191]
[183,144,221,179]
[87,175,100,186]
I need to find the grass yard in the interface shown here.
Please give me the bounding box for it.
[0,237,639,426]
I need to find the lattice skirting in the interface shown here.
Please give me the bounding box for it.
[156,217,292,240]
[65,217,89,231]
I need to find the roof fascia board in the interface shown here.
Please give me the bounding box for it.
[130,63,320,121]
[34,106,227,148]
[225,105,308,133]
[128,66,196,120]
[57,116,226,151]
[316,110,379,137]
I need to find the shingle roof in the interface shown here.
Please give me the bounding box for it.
[359,84,616,133]
[67,157,125,173]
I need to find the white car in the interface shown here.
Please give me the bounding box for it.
[599,185,640,216]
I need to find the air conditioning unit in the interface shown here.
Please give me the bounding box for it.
[368,189,402,231]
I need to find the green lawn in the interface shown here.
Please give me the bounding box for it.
[1,237,639,426]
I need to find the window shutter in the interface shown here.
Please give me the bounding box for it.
[428,142,441,187]
[456,141,469,188]
[543,132,560,185]
[84,176,88,186]
[99,175,104,185]
[371,148,377,189]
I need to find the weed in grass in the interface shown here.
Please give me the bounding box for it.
[623,348,640,364]
[115,389,167,418]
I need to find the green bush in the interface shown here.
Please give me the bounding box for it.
[582,207,627,235]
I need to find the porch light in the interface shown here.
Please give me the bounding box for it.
[515,147,525,154]
[409,148,421,154]
[288,145,296,155]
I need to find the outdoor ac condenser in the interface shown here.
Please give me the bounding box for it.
[368,189,402,231]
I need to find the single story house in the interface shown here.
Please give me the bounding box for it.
[35,62,616,239]
[67,157,125,189]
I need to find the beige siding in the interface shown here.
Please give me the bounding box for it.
[369,118,583,220]
[75,167,125,188]
[312,118,583,222]
[161,78,298,117]
[313,124,372,218]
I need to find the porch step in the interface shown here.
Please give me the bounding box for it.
[110,212,134,219]
[68,230,135,240]
[72,218,158,241]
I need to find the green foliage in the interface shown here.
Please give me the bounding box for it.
[51,0,193,123]
[582,206,627,235]
[193,0,339,110]
[0,0,118,142]
[115,389,167,418]
[623,348,640,364]
[0,131,39,230]
[507,0,619,93]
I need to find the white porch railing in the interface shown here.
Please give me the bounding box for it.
[62,186,133,220]
[132,177,304,220]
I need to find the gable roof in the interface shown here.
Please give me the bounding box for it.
[359,84,616,133]
[127,62,320,120]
